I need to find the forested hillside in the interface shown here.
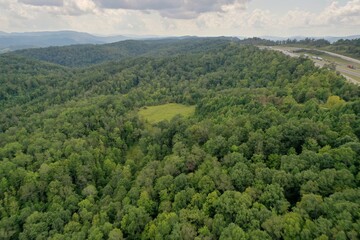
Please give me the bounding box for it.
[12,37,237,67]
[1,40,360,239]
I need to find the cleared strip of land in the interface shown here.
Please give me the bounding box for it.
[138,103,195,124]
[260,46,360,85]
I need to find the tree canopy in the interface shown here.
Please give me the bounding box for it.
[1,38,359,239]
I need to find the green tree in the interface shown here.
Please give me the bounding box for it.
[219,223,246,240]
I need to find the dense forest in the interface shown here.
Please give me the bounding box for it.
[11,38,238,67]
[13,37,360,67]
[1,38,360,239]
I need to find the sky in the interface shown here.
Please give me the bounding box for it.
[0,0,359,37]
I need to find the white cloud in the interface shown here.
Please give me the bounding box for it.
[279,10,315,28]
[62,0,98,15]
[195,4,276,36]
[271,0,360,36]
[19,0,63,6]
[18,0,99,16]
[94,0,251,19]
[14,0,251,19]
[246,9,273,28]
[0,0,358,36]
[316,0,360,25]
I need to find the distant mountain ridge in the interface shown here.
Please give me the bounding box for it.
[1,30,359,53]
[0,31,129,52]
[11,37,237,67]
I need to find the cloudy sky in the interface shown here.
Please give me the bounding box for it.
[0,0,359,37]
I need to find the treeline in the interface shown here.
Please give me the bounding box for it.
[328,38,360,59]
[11,37,238,67]
[0,41,360,239]
[241,37,331,48]
[277,38,331,48]
[9,37,360,69]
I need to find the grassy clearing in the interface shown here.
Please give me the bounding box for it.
[138,103,195,124]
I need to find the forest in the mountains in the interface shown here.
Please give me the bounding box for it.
[0,38,360,240]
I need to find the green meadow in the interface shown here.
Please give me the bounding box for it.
[138,103,195,124]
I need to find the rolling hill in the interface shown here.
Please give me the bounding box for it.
[0,38,359,239]
[11,37,238,67]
